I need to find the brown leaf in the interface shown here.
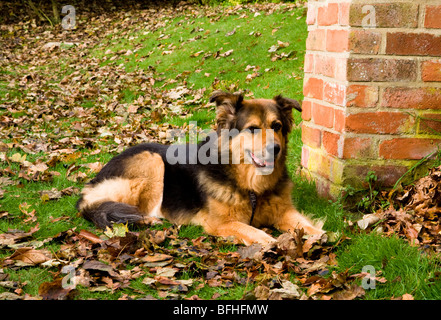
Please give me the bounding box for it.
[8,248,52,266]
[82,260,120,278]
[269,280,301,300]
[357,213,381,230]
[254,284,270,300]
[38,188,62,200]
[401,293,414,300]
[332,284,365,300]
[78,230,103,244]
[142,253,173,267]
[237,243,262,260]
[0,224,40,247]
[39,279,74,300]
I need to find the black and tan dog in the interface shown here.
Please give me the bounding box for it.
[76,91,324,245]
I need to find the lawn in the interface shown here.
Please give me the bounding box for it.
[1,1,440,300]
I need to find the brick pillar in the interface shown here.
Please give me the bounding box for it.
[302,0,441,198]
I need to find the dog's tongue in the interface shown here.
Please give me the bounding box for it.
[251,153,265,167]
[250,152,273,168]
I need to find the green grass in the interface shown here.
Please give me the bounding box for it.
[95,5,306,100]
[163,109,215,130]
[334,233,441,299]
[1,3,440,301]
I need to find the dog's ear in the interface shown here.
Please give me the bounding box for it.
[210,91,244,131]
[273,95,301,134]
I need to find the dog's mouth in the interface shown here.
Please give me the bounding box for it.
[248,151,275,168]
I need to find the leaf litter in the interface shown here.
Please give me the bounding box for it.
[0,219,368,300]
[0,1,384,300]
[356,165,441,253]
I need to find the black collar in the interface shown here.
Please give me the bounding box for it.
[248,191,257,225]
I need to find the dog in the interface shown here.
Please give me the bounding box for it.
[76,91,324,245]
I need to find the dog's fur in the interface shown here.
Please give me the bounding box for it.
[76,91,324,245]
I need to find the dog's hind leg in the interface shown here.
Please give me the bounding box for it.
[81,201,144,229]
[123,151,165,221]
[77,177,146,228]
[77,151,165,228]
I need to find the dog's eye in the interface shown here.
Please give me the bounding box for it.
[271,122,282,132]
[246,126,260,133]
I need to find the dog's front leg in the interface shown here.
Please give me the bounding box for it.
[275,207,324,236]
[213,221,275,246]
[196,214,275,246]
[196,198,275,246]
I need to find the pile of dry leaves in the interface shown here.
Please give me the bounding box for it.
[357,165,441,252]
[0,223,367,300]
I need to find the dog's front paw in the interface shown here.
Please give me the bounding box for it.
[244,231,276,247]
[303,224,325,236]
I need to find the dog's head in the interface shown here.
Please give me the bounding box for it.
[210,91,301,190]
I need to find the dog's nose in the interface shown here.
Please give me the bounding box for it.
[266,143,281,156]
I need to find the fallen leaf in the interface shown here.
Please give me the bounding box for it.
[401,293,414,300]
[38,188,62,201]
[8,248,52,266]
[237,243,262,259]
[220,49,233,57]
[357,214,381,230]
[225,28,236,36]
[156,267,177,278]
[104,223,129,238]
[332,284,365,300]
[78,230,103,244]
[269,280,301,300]
[39,279,74,300]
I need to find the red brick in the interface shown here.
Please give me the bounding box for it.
[314,54,336,78]
[323,81,346,106]
[316,152,331,180]
[317,3,339,26]
[306,3,316,25]
[326,29,349,52]
[301,100,312,121]
[334,109,345,132]
[334,57,347,81]
[306,29,326,51]
[345,112,414,134]
[347,58,417,82]
[342,137,374,159]
[379,138,441,160]
[422,60,441,82]
[346,85,378,108]
[343,164,408,187]
[301,146,310,168]
[349,3,418,28]
[349,30,381,54]
[302,123,321,148]
[382,87,441,110]
[322,131,341,157]
[314,175,332,198]
[303,77,324,100]
[386,32,441,56]
[312,103,334,128]
[339,2,350,26]
[425,5,441,29]
[418,113,441,135]
[304,53,314,73]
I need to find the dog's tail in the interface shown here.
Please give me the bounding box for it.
[77,198,143,229]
